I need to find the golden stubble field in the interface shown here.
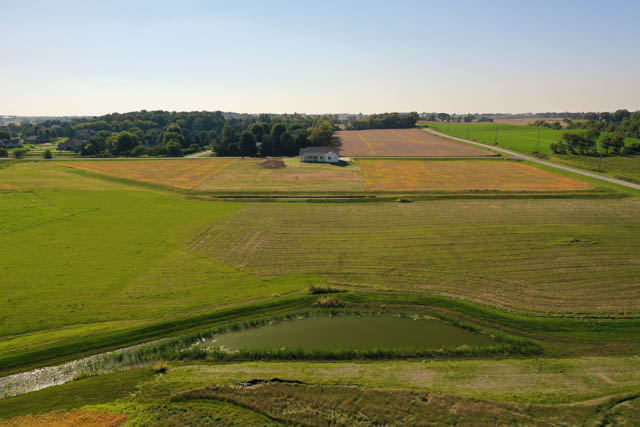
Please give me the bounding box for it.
[335,129,494,157]
[60,158,595,194]
[360,160,595,192]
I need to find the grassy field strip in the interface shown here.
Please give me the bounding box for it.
[0,294,317,377]
[157,357,640,405]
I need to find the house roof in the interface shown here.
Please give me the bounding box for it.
[299,146,339,155]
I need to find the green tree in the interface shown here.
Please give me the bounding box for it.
[13,149,26,159]
[161,123,186,148]
[166,142,182,157]
[43,149,52,159]
[109,131,140,156]
[309,120,334,146]
[239,131,257,157]
[130,145,146,157]
[0,147,8,157]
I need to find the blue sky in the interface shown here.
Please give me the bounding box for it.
[1,0,639,115]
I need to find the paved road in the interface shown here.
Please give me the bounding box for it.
[425,128,640,191]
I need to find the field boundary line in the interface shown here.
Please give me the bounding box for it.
[424,128,640,190]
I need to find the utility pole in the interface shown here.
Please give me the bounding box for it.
[494,125,498,145]
[467,124,470,139]
[537,127,541,153]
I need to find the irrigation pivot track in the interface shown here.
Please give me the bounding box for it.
[424,128,640,190]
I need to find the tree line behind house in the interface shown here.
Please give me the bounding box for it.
[0,111,338,158]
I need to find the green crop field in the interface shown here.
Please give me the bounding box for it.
[425,122,640,183]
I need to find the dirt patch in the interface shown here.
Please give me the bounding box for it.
[335,129,494,157]
[258,159,286,169]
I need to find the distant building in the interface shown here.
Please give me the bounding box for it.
[0,139,22,149]
[299,147,340,163]
[57,138,85,152]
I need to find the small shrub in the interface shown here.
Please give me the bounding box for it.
[309,284,342,294]
[13,149,27,159]
[314,295,343,308]
[43,149,52,159]
[130,145,146,157]
[153,361,169,374]
[397,198,412,203]
[0,147,8,157]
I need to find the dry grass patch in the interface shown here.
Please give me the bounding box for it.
[0,409,128,427]
[60,159,236,189]
[360,160,595,191]
[336,129,493,157]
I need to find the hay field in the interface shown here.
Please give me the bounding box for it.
[335,129,494,157]
[195,158,365,192]
[190,199,640,315]
[62,159,365,193]
[61,159,236,189]
[360,160,595,191]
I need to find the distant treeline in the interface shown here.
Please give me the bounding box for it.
[346,112,419,130]
[0,111,338,157]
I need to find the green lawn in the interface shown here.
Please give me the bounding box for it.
[425,122,640,183]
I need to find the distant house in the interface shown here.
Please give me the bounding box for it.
[57,138,85,152]
[299,147,340,163]
[24,135,45,144]
[0,139,22,149]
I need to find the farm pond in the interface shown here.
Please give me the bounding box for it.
[201,315,494,351]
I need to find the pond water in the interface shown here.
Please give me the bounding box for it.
[207,315,494,350]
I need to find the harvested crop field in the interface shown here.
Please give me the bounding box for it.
[190,199,640,314]
[360,160,595,192]
[335,129,494,157]
[60,159,236,189]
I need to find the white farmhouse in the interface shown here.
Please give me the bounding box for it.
[299,147,340,163]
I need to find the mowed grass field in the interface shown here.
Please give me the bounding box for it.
[0,162,320,354]
[335,129,495,157]
[426,122,640,183]
[360,160,594,191]
[191,200,640,315]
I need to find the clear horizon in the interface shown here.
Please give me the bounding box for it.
[2,0,639,116]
